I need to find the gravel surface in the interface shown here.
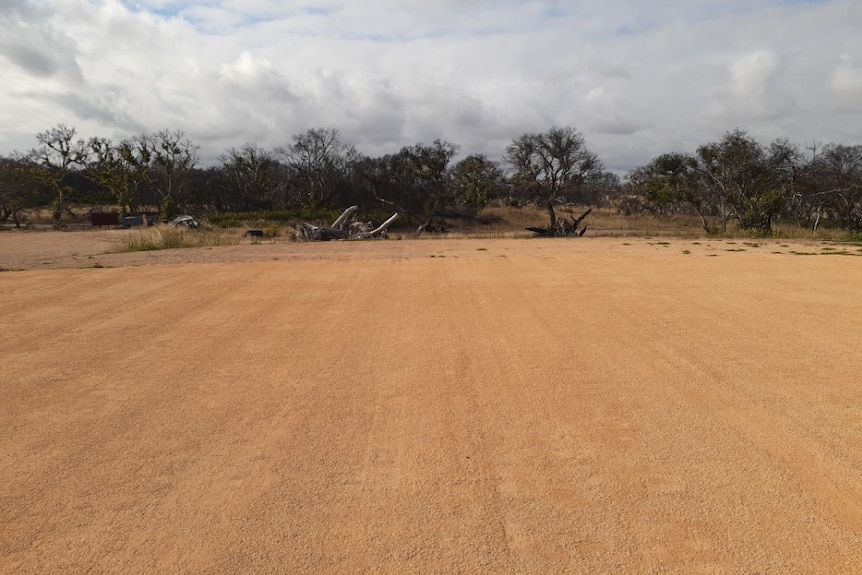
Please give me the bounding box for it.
[2,232,861,573]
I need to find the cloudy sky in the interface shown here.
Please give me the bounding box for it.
[1,0,860,171]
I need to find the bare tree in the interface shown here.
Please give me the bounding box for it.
[28,124,89,227]
[85,137,151,215]
[0,154,40,228]
[505,126,603,232]
[219,143,282,211]
[277,128,358,207]
[144,129,199,218]
[809,144,862,231]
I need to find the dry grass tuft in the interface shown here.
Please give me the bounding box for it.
[121,225,245,252]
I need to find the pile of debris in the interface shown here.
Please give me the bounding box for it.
[526,205,591,237]
[168,215,199,229]
[298,206,399,241]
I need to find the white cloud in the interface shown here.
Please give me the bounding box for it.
[1,0,861,168]
[730,51,778,100]
[831,53,862,93]
[706,50,797,122]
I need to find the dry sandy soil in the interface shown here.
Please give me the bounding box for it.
[2,230,862,574]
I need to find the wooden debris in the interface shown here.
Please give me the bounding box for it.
[299,206,399,241]
[526,204,592,237]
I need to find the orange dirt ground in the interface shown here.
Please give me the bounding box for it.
[2,230,862,574]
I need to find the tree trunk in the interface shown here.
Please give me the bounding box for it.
[547,202,557,236]
[52,186,65,229]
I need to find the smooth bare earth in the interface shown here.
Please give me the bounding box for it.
[2,230,862,574]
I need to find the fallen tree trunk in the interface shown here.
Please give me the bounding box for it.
[299,224,347,241]
[369,213,399,237]
[299,208,399,241]
[331,205,358,230]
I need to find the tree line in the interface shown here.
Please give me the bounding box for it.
[1,124,860,234]
[628,130,862,234]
